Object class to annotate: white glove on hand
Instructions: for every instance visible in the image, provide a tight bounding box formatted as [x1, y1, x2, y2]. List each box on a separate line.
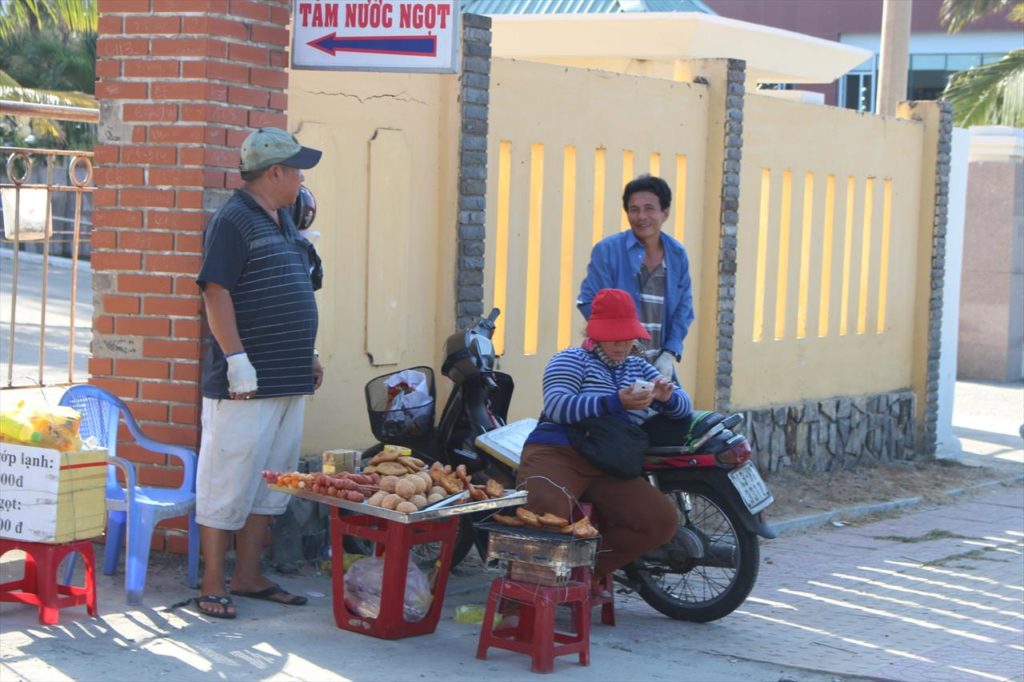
[653, 350, 675, 380]
[226, 352, 258, 395]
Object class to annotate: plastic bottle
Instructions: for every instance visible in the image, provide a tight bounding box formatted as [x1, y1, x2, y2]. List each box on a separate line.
[0, 413, 43, 445]
[342, 552, 366, 572]
[454, 604, 502, 626]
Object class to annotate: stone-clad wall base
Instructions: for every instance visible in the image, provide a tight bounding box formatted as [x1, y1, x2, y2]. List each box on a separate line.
[744, 391, 917, 473]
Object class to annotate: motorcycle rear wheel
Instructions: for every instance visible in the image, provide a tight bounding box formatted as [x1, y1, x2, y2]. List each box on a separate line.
[625, 483, 759, 622]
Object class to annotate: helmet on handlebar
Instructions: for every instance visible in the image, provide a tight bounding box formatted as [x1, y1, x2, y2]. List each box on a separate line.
[291, 185, 317, 232]
[441, 309, 500, 385]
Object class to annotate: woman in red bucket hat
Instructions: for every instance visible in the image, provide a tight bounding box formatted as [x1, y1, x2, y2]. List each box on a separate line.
[513, 288, 694, 582]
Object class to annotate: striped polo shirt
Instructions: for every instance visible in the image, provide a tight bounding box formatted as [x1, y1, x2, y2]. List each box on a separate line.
[198, 189, 318, 399]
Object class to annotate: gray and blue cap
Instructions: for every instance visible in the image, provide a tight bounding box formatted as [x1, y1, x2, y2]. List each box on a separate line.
[240, 127, 322, 172]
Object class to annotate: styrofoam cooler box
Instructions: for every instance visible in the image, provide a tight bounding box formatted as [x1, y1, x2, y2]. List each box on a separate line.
[0, 442, 107, 543]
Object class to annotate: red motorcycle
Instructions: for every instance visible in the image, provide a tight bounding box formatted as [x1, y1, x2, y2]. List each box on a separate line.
[625, 412, 776, 622]
[362, 308, 775, 622]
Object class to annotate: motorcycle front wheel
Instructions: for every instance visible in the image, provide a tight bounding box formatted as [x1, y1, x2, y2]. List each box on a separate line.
[625, 483, 759, 622]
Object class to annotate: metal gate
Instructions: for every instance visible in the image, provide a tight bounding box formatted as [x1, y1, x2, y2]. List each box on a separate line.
[1, 100, 97, 388]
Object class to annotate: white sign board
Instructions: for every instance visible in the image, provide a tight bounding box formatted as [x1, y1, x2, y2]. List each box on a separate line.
[292, 1, 460, 73]
[0, 442, 60, 541]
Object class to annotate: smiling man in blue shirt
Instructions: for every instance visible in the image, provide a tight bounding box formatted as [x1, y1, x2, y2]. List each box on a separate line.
[578, 175, 694, 378]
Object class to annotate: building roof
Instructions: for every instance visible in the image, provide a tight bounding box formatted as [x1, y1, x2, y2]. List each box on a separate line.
[486, 12, 872, 84]
[462, 0, 715, 14]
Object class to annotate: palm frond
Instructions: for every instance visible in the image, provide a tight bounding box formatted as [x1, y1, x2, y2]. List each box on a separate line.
[0, 0, 97, 38]
[39, 0, 96, 33]
[943, 49, 1024, 127]
[940, 0, 1022, 31]
[0, 85, 97, 109]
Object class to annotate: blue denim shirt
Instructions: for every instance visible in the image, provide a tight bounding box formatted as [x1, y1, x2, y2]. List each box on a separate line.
[577, 230, 694, 359]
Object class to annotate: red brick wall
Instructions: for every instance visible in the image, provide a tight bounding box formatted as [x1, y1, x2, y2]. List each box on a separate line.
[91, 0, 291, 553]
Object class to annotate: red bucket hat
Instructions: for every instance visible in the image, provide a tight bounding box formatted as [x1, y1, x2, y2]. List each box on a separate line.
[586, 288, 651, 342]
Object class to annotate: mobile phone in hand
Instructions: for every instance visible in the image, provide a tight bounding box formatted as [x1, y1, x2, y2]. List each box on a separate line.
[632, 379, 654, 394]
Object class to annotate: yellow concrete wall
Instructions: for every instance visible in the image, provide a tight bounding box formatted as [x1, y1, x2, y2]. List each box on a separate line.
[484, 58, 711, 420]
[731, 94, 925, 407]
[287, 57, 936, 450]
[288, 70, 461, 454]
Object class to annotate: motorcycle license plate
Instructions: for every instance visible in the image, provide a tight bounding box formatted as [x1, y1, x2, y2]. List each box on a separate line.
[728, 461, 773, 514]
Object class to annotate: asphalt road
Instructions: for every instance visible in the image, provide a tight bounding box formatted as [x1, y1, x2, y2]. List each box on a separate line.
[0, 248, 91, 389]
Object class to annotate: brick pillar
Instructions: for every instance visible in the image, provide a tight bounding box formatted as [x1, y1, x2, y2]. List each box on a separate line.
[91, 0, 290, 552]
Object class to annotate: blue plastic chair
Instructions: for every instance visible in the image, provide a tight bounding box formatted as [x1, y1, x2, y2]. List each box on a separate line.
[59, 385, 199, 603]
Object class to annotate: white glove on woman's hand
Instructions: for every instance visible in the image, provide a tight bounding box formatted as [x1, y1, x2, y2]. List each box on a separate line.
[653, 350, 675, 380]
[226, 352, 258, 395]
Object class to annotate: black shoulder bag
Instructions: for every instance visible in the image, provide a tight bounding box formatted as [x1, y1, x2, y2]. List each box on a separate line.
[567, 416, 650, 479]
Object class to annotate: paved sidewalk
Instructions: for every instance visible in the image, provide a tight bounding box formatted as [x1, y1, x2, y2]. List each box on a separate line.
[2, 482, 1021, 682]
[694, 481, 1024, 682]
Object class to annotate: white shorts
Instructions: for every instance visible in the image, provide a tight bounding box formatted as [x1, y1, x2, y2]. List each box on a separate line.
[196, 395, 306, 531]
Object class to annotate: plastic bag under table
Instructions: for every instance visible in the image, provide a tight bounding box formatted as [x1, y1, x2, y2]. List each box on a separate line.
[330, 510, 457, 639]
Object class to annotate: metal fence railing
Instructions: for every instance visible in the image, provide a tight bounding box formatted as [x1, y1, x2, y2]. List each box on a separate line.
[1, 100, 97, 388]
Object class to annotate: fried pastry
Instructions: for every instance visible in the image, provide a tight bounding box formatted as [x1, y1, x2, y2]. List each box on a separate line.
[485, 479, 505, 499]
[492, 514, 525, 527]
[515, 507, 541, 527]
[538, 512, 570, 528]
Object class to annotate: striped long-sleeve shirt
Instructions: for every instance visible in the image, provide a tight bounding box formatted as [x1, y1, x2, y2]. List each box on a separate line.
[525, 347, 692, 447]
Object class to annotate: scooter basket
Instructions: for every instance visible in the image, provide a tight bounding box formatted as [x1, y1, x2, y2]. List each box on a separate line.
[365, 366, 436, 442]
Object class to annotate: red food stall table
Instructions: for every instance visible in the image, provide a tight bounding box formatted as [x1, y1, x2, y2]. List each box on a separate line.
[330, 509, 458, 639]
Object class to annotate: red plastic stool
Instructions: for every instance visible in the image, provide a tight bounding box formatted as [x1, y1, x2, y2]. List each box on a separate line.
[476, 577, 591, 674]
[573, 503, 615, 626]
[572, 566, 615, 626]
[0, 538, 98, 625]
[330, 510, 458, 640]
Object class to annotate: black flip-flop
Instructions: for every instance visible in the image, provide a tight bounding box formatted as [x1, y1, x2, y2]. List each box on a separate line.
[230, 583, 307, 606]
[194, 594, 236, 619]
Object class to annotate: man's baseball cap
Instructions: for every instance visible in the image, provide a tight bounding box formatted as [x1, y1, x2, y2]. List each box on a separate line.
[240, 127, 322, 172]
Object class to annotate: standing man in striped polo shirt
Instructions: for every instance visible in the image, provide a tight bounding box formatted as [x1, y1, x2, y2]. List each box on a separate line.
[578, 175, 694, 379]
[193, 128, 324, 619]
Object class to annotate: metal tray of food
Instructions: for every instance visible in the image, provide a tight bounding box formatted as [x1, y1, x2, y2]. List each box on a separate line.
[269, 485, 526, 524]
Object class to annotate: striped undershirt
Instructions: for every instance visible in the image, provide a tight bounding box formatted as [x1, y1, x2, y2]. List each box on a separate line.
[637, 262, 666, 358]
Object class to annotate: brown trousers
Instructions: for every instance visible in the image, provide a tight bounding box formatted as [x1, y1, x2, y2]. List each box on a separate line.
[515, 443, 678, 578]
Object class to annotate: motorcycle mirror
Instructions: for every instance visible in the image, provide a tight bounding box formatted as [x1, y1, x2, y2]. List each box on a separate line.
[721, 413, 744, 430]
